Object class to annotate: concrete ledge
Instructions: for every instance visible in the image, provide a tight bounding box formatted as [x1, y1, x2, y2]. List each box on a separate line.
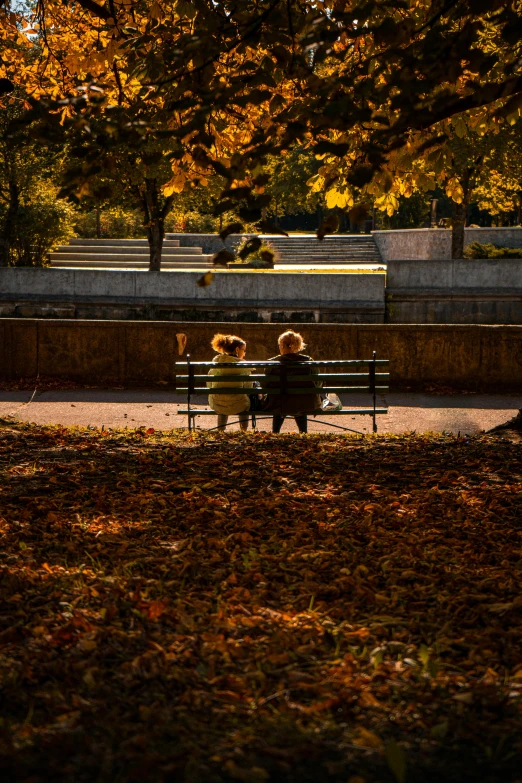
[2, 319, 522, 392]
[0, 267, 383, 303]
[386, 258, 522, 289]
[373, 228, 522, 261]
[386, 259, 522, 323]
[0, 268, 385, 323]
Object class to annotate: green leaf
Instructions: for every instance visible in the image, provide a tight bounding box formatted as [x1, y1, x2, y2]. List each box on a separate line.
[219, 222, 244, 241]
[453, 116, 467, 138]
[418, 644, 430, 667]
[175, 0, 197, 19]
[385, 740, 407, 783]
[238, 237, 261, 260]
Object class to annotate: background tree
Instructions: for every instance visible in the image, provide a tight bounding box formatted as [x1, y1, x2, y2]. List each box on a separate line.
[263, 148, 321, 225]
[0, 99, 75, 266]
[3, 0, 522, 263]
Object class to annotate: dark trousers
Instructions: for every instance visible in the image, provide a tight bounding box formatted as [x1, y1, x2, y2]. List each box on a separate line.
[272, 414, 308, 433]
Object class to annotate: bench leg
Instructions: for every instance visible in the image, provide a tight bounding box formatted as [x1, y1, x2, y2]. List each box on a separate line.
[311, 418, 365, 434]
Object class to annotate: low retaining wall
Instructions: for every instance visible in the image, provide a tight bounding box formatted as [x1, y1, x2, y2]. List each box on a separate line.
[0, 268, 385, 324]
[3, 260, 522, 325]
[3, 319, 522, 391]
[373, 228, 522, 261]
[386, 259, 522, 324]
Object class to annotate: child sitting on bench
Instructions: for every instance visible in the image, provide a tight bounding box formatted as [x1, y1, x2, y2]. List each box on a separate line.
[263, 330, 322, 433]
[207, 333, 252, 431]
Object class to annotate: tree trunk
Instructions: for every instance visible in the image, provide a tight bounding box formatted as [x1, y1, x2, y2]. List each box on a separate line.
[95, 204, 101, 238]
[0, 178, 19, 267]
[451, 163, 483, 259]
[148, 220, 164, 272]
[451, 201, 467, 258]
[143, 178, 164, 272]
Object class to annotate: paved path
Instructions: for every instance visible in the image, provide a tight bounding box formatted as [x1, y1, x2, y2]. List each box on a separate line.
[1, 389, 521, 434]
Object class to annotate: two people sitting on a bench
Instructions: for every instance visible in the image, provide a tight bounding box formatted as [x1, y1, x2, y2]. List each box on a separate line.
[207, 329, 321, 433]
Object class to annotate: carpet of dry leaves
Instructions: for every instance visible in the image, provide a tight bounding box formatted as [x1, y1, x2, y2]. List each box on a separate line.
[1, 423, 521, 783]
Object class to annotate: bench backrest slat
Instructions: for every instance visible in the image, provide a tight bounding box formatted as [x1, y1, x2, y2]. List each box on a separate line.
[175, 360, 389, 369]
[176, 386, 388, 395]
[180, 372, 389, 384]
[177, 358, 388, 402]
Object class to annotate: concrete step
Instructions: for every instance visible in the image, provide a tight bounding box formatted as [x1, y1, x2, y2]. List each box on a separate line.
[267, 246, 378, 251]
[266, 242, 375, 251]
[265, 238, 376, 243]
[274, 259, 381, 263]
[265, 237, 377, 242]
[267, 246, 378, 252]
[50, 259, 213, 269]
[264, 236, 382, 264]
[55, 246, 203, 256]
[274, 259, 382, 264]
[50, 252, 205, 262]
[69, 238, 180, 247]
[269, 250, 380, 255]
[270, 256, 381, 264]
[272, 253, 379, 257]
[266, 239, 375, 242]
[268, 248, 379, 253]
[267, 243, 377, 247]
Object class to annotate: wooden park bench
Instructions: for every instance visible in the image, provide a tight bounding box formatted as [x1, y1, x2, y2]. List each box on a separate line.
[176, 352, 389, 434]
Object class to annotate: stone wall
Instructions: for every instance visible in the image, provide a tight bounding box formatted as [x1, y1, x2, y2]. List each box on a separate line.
[3, 319, 522, 391]
[166, 233, 256, 254]
[373, 227, 522, 261]
[386, 259, 522, 323]
[0, 267, 385, 324]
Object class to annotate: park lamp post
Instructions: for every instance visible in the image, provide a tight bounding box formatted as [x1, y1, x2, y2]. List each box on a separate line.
[430, 199, 438, 228]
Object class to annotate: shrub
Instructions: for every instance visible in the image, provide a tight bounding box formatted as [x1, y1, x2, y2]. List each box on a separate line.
[10, 187, 77, 267]
[166, 210, 218, 233]
[464, 241, 522, 259]
[73, 207, 145, 238]
[165, 211, 258, 235]
[233, 238, 279, 266]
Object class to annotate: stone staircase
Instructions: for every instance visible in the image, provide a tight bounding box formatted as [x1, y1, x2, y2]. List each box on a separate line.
[50, 238, 213, 269]
[263, 234, 382, 264]
[49, 235, 382, 269]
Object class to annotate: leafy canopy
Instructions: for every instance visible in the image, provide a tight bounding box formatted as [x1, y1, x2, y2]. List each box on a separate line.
[1, 0, 522, 224]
